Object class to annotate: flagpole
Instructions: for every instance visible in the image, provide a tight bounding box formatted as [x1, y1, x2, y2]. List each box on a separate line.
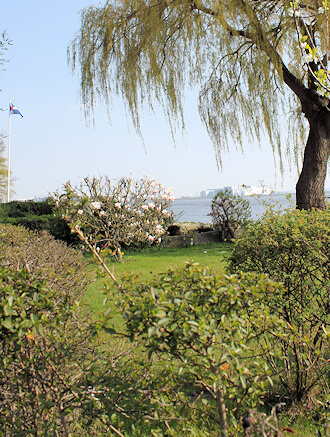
[7, 99, 11, 203]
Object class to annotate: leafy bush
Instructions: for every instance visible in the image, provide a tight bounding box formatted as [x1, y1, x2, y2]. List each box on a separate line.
[209, 189, 251, 241]
[0, 223, 89, 299]
[229, 206, 330, 402]
[0, 227, 175, 436]
[112, 263, 285, 435]
[0, 265, 95, 434]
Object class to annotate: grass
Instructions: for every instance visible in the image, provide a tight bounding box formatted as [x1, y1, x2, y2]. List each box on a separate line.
[83, 242, 232, 316]
[81, 242, 326, 436]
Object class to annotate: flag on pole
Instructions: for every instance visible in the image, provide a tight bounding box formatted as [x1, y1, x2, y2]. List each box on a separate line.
[9, 101, 23, 118]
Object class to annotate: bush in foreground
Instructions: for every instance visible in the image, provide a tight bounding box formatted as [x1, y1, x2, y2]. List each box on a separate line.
[106, 263, 288, 436]
[229, 206, 330, 404]
[0, 230, 181, 436]
[0, 265, 95, 434]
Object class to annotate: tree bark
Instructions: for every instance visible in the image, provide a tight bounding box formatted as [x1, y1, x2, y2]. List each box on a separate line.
[216, 388, 228, 437]
[296, 105, 330, 210]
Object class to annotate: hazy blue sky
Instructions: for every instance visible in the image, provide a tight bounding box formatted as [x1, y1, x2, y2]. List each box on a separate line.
[1, 0, 326, 199]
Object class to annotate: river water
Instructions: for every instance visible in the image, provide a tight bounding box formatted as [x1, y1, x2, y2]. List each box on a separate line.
[170, 193, 297, 223]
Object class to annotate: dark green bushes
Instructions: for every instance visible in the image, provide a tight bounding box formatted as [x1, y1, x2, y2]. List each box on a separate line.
[0, 200, 78, 245]
[229, 206, 330, 403]
[0, 200, 53, 217]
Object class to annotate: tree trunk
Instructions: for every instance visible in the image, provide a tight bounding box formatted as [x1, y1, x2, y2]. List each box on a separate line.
[296, 106, 330, 210]
[216, 388, 228, 437]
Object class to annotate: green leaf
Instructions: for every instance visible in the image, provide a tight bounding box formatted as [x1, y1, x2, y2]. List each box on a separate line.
[150, 287, 157, 299]
[158, 317, 170, 326]
[3, 306, 18, 316]
[240, 375, 247, 389]
[2, 318, 13, 330]
[30, 313, 38, 325]
[187, 320, 199, 327]
[154, 309, 167, 318]
[104, 308, 112, 318]
[148, 326, 156, 337]
[103, 327, 117, 335]
[267, 376, 274, 386]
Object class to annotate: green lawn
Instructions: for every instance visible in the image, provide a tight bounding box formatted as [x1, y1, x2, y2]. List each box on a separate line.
[83, 242, 232, 315]
[81, 242, 325, 436]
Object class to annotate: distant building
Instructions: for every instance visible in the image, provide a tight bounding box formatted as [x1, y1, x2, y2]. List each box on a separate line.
[200, 185, 271, 197]
[199, 189, 222, 197]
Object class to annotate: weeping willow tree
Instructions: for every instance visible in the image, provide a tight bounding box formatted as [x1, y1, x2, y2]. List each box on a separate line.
[69, 0, 330, 209]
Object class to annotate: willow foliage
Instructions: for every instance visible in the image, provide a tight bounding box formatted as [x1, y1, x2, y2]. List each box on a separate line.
[69, 0, 322, 167]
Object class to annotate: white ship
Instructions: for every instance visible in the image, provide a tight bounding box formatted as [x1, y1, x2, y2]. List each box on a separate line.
[225, 185, 271, 196]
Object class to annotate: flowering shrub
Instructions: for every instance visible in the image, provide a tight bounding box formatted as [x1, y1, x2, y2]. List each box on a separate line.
[53, 175, 174, 260]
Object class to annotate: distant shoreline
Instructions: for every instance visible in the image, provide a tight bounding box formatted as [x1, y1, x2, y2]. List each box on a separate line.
[176, 191, 296, 200]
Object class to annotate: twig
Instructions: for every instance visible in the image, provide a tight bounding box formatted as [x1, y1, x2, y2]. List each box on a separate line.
[74, 225, 121, 289]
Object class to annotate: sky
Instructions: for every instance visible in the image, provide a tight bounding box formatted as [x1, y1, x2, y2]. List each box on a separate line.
[1, 0, 327, 200]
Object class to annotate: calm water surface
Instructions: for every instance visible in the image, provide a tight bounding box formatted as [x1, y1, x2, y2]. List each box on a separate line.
[170, 194, 296, 223]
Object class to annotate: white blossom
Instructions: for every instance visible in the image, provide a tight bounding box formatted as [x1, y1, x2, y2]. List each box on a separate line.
[302, 53, 313, 64]
[91, 201, 101, 210]
[78, 209, 84, 215]
[288, 7, 294, 17]
[114, 202, 121, 209]
[316, 87, 327, 97]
